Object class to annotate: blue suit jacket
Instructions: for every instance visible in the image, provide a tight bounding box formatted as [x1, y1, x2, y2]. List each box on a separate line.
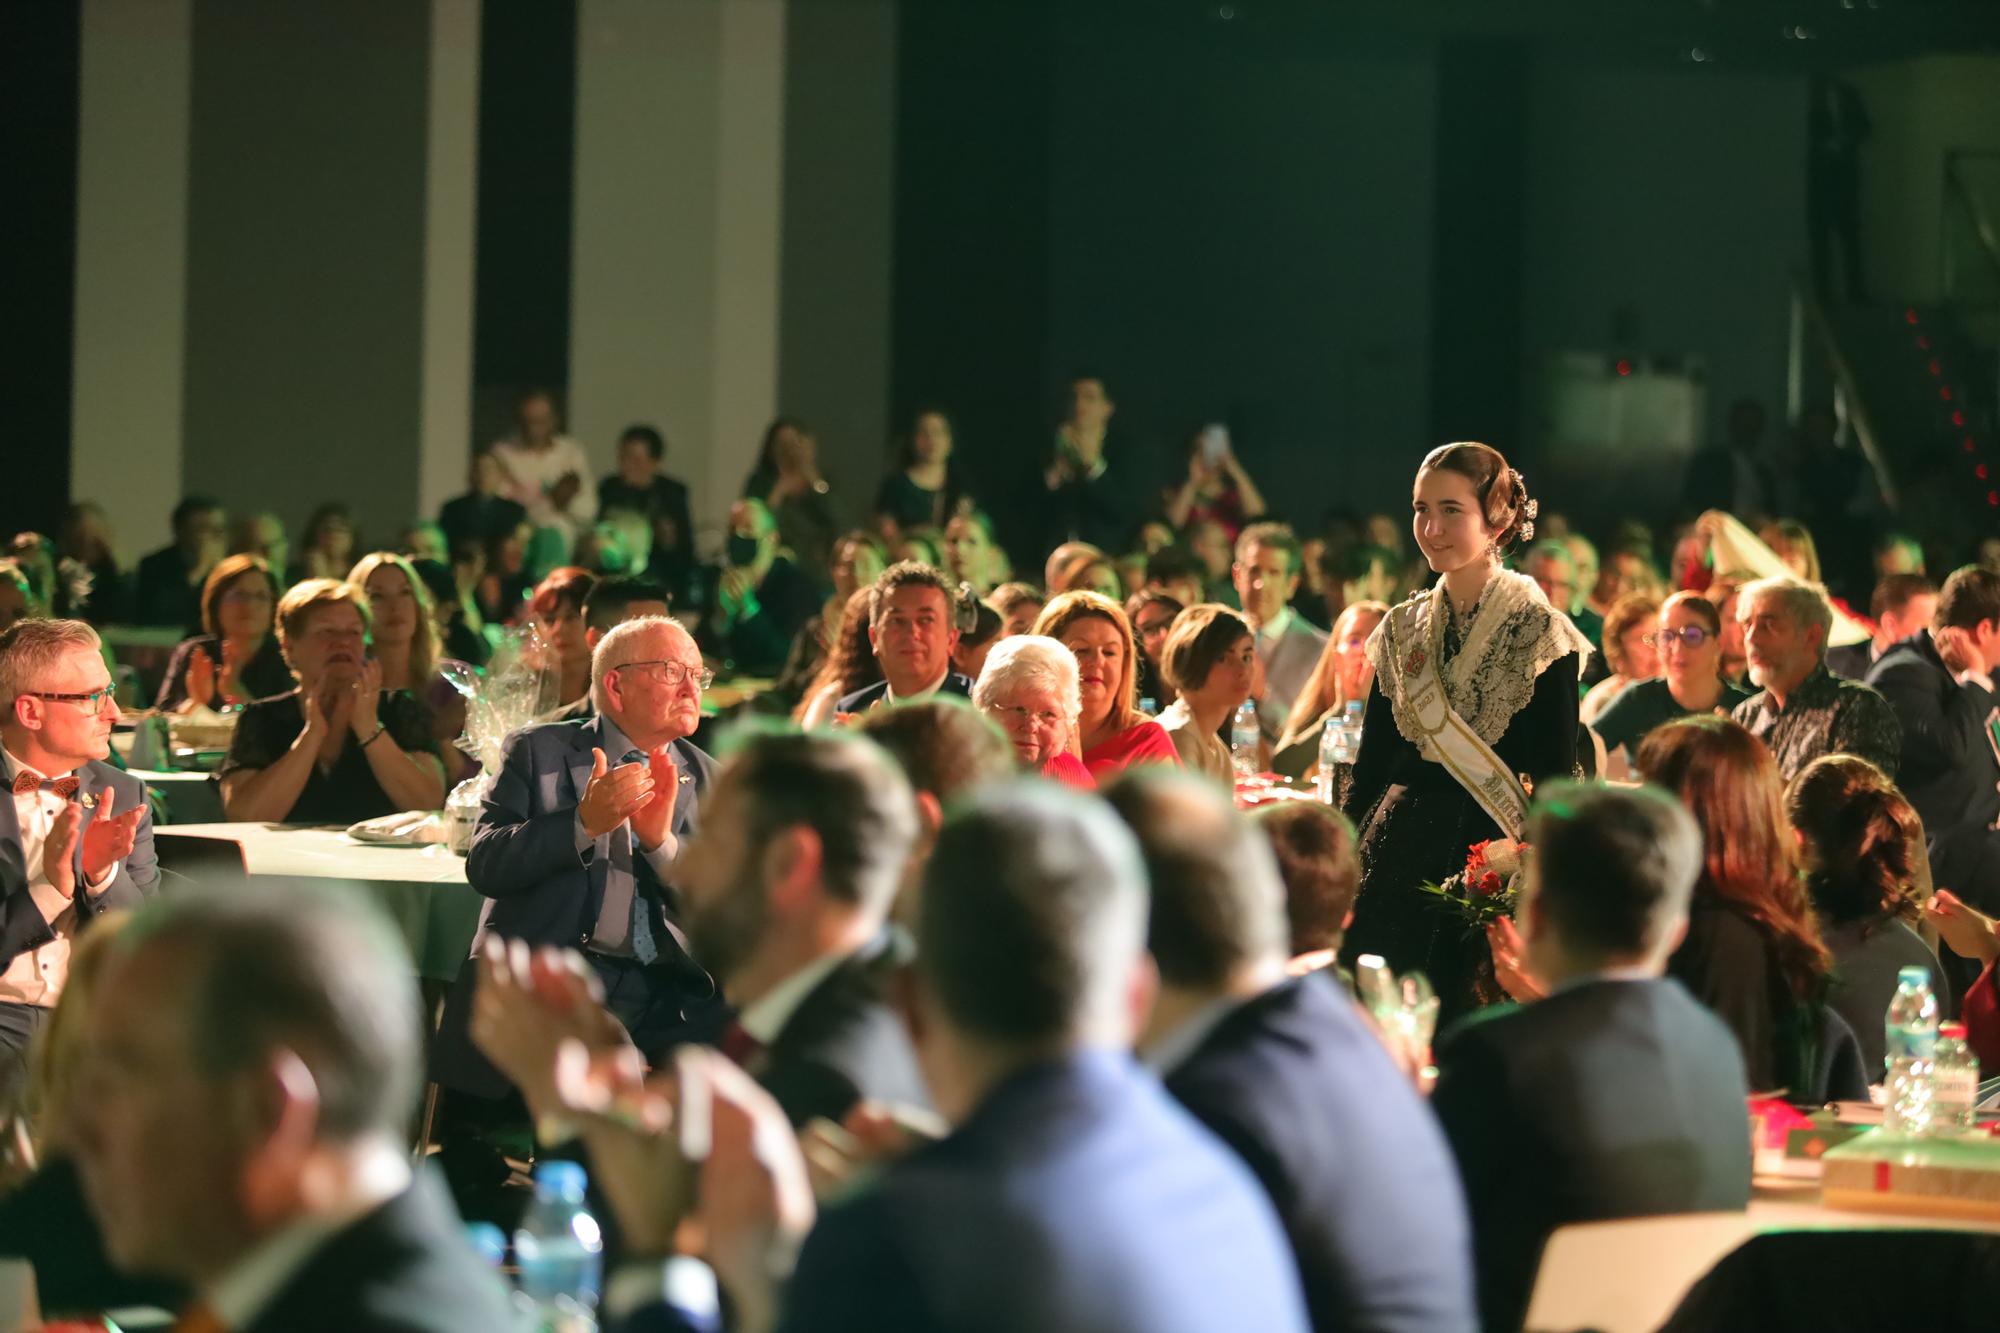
[1164, 974, 1478, 1333]
[776, 1051, 1310, 1333]
[832, 673, 971, 716]
[433, 716, 717, 1096]
[0, 760, 157, 974]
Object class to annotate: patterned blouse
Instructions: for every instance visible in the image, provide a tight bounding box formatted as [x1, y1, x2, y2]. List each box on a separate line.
[1730, 663, 1902, 782]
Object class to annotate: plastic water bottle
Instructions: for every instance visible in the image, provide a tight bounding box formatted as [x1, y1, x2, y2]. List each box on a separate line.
[1230, 699, 1262, 780]
[1317, 718, 1342, 803]
[464, 1221, 507, 1270]
[1933, 1022, 1980, 1133]
[1334, 698, 1365, 763]
[515, 1160, 604, 1331]
[1883, 965, 1940, 1138]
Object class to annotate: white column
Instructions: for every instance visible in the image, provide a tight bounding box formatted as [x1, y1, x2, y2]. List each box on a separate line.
[568, 0, 787, 555]
[71, 0, 192, 564]
[418, 0, 483, 521]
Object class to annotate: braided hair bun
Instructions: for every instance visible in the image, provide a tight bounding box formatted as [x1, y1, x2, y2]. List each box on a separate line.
[1417, 442, 1538, 553]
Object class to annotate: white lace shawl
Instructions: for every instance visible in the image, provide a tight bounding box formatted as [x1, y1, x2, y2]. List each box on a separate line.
[1364, 568, 1594, 753]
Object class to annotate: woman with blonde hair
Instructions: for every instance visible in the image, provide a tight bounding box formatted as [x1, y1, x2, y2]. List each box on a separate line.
[1272, 599, 1389, 781]
[1032, 591, 1179, 779]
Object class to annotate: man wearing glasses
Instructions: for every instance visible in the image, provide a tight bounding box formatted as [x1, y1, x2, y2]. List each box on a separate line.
[0, 618, 156, 1106]
[434, 615, 722, 1101]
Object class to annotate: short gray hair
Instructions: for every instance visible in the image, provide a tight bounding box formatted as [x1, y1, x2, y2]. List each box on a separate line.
[0, 618, 102, 717]
[1739, 575, 1833, 650]
[589, 614, 694, 713]
[972, 634, 1081, 726]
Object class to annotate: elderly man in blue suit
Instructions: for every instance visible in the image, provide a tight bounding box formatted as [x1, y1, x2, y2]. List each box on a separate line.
[0, 619, 157, 1110]
[434, 614, 721, 1098]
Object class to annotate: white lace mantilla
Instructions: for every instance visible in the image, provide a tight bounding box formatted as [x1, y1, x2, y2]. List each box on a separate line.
[1364, 568, 1593, 753]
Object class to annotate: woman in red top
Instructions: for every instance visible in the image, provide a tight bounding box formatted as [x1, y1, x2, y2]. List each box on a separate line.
[1928, 889, 2000, 1071]
[973, 633, 1096, 788]
[1032, 591, 1180, 780]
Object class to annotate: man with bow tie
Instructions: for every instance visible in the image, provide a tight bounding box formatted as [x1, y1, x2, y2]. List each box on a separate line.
[0, 619, 156, 1107]
[433, 615, 721, 1100]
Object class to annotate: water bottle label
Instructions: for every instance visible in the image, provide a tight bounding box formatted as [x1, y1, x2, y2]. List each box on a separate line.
[1934, 1069, 1978, 1110]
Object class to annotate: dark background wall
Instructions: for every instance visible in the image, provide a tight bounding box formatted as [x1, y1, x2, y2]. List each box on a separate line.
[181, 0, 432, 546]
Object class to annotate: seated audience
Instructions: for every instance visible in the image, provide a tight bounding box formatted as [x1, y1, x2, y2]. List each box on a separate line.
[1111, 772, 1477, 1333]
[1143, 544, 1208, 609]
[219, 580, 445, 824]
[439, 449, 529, 554]
[133, 496, 226, 631]
[774, 531, 886, 712]
[795, 588, 882, 728]
[153, 554, 292, 713]
[538, 575, 673, 725]
[435, 615, 720, 1099]
[1032, 590, 1180, 778]
[1235, 522, 1328, 744]
[54, 502, 126, 624]
[1433, 783, 1752, 1333]
[348, 551, 468, 776]
[700, 498, 826, 679]
[1787, 755, 1944, 1073]
[1523, 539, 1590, 645]
[745, 418, 840, 585]
[1866, 566, 2000, 917]
[1591, 593, 1752, 779]
[291, 501, 357, 585]
[1273, 600, 1389, 782]
[490, 388, 598, 557]
[1163, 424, 1267, 540]
[834, 563, 971, 714]
[529, 565, 597, 711]
[875, 409, 970, 538]
[71, 885, 517, 1331]
[1929, 889, 2000, 1070]
[1045, 543, 1102, 596]
[598, 423, 695, 605]
[1126, 588, 1184, 711]
[1828, 572, 1936, 680]
[987, 580, 1045, 638]
[0, 619, 156, 1109]
[1341, 541, 1405, 610]
[950, 598, 1004, 682]
[476, 520, 534, 626]
[1253, 801, 1361, 976]
[1760, 517, 1822, 583]
[1635, 716, 1851, 1096]
[892, 528, 946, 569]
[1156, 604, 1257, 786]
[1186, 518, 1236, 604]
[1731, 574, 1901, 781]
[1579, 591, 1662, 723]
[973, 634, 1094, 787]
[682, 781, 1310, 1330]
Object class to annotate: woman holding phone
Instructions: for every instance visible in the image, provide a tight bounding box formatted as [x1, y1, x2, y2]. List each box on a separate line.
[1164, 424, 1268, 540]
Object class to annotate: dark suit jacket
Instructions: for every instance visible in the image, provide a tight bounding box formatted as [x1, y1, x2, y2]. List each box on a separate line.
[777, 1051, 1309, 1333]
[432, 716, 717, 1096]
[751, 935, 930, 1128]
[1163, 975, 1477, 1333]
[1431, 977, 1753, 1333]
[0, 759, 157, 976]
[833, 672, 972, 716]
[1824, 640, 1874, 682]
[238, 1171, 518, 1333]
[1867, 630, 2000, 835]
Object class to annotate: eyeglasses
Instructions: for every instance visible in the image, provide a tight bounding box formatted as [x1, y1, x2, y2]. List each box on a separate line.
[27, 686, 117, 716]
[1643, 626, 1713, 650]
[990, 704, 1065, 730]
[614, 659, 714, 690]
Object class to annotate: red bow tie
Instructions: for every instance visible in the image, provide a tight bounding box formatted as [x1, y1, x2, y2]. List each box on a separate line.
[12, 770, 80, 800]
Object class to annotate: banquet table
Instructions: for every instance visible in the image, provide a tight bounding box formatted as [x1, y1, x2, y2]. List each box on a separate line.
[130, 767, 224, 825]
[153, 823, 482, 981]
[1523, 1184, 2000, 1333]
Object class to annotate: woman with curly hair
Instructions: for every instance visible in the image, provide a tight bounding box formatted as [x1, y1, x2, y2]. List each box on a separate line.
[796, 587, 882, 728]
[1636, 715, 1857, 1096]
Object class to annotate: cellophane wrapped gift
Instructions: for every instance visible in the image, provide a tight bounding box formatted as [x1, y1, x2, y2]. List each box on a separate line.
[441, 624, 559, 854]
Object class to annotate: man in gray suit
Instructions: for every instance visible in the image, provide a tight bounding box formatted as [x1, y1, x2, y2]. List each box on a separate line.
[0, 618, 157, 1108]
[433, 614, 720, 1098]
[1235, 522, 1328, 743]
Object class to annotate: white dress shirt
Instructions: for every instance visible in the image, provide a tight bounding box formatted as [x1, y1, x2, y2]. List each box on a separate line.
[489, 435, 599, 541]
[0, 749, 116, 1009]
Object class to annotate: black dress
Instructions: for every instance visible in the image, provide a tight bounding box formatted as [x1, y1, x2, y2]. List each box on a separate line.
[219, 688, 439, 824]
[1341, 598, 1580, 1015]
[154, 634, 295, 711]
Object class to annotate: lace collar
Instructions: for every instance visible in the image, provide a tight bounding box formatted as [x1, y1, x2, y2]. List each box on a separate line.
[1365, 567, 1593, 750]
